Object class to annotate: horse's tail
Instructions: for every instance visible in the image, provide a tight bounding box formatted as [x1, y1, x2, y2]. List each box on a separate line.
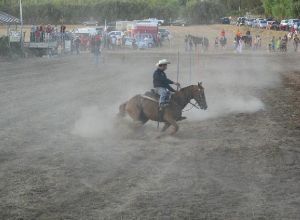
[118, 102, 127, 117]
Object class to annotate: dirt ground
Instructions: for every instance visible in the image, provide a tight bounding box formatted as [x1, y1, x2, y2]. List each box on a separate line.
[0, 25, 300, 220]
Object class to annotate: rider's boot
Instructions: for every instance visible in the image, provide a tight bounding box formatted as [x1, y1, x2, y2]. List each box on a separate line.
[158, 103, 168, 121]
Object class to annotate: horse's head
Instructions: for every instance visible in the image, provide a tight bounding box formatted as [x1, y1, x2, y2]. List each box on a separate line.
[190, 82, 208, 110]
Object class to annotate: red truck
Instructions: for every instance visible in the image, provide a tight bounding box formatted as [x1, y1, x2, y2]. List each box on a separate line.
[131, 21, 159, 41]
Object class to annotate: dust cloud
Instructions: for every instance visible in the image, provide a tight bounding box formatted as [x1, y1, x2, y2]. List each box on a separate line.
[179, 54, 281, 121]
[72, 53, 281, 138]
[72, 105, 114, 138]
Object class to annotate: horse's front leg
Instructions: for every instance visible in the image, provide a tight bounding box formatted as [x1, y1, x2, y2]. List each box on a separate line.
[164, 115, 179, 135]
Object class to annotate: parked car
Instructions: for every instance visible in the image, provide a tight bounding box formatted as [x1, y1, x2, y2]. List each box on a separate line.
[143, 18, 164, 25]
[251, 18, 264, 28]
[258, 20, 267, 28]
[135, 34, 154, 49]
[220, 17, 230, 24]
[170, 19, 189, 26]
[82, 20, 98, 26]
[269, 21, 280, 30]
[124, 37, 137, 49]
[251, 19, 258, 28]
[280, 19, 289, 31]
[74, 27, 98, 36]
[295, 21, 300, 31]
[288, 19, 300, 28]
[246, 18, 255, 27]
[108, 31, 124, 37]
[236, 17, 246, 26]
[158, 28, 170, 40]
[94, 27, 104, 35]
[267, 21, 274, 29]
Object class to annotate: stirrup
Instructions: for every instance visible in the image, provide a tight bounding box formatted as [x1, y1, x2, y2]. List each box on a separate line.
[159, 104, 168, 111]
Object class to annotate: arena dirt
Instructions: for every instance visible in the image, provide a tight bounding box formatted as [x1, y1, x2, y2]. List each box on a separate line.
[0, 27, 300, 219]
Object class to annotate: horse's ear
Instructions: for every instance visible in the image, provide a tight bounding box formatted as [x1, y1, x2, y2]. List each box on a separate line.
[198, 82, 202, 87]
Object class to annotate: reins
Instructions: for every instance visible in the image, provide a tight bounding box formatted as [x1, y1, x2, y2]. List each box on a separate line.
[182, 101, 200, 112]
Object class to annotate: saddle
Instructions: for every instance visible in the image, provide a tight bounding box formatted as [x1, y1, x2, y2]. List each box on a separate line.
[143, 89, 160, 101]
[143, 89, 173, 103]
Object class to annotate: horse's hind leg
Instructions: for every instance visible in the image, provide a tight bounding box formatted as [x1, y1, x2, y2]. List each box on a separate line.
[161, 122, 170, 132]
[126, 103, 148, 129]
[155, 122, 170, 139]
[118, 102, 127, 117]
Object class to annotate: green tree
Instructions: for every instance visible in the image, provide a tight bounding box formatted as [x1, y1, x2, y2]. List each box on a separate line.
[186, 0, 225, 24]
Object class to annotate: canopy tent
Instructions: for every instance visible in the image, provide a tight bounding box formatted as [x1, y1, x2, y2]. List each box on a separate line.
[0, 11, 20, 25]
[0, 11, 21, 45]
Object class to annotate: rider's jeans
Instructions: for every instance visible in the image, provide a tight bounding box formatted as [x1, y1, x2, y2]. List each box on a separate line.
[155, 87, 170, 106]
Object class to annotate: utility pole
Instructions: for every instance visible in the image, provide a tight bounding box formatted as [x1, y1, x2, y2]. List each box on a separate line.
[19, 0, 24, 51]
[176, 50, 180, 91]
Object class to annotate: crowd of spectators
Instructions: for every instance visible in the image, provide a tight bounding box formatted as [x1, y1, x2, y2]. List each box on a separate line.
[30, 25, 67, 42]
[269, 34, 299, 52]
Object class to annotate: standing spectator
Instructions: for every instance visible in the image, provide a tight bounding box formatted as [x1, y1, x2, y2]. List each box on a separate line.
[111, 36, 116, 50]
[104, 33, 109, 49]
[235, 29, 241, 40]
[39, 25, 44, 42]
[116, 36, 122, 49]
[122, 35, 126, 47]
[293, 34, 299, 52]
[220, 29, 225, 37]
[184, 35, 188, 51]
[45, 24, 52, 42]
[281, 36, 288, 52]
[157, 33, 162, 47]
[214, 37, 219, 49]
[30, 25, 36, 42]
[271, 36, 276, 52]
[35, 28, 41, 42]
[94, 34, 101, 65]
[90, 36, 95, 53]
[236, 38, 243, 53]
[188, 37, 193, 51]
[257, 35, 262, 49]
[276, 37, 281, 51]
[234, 30, 241, 49]
[253, 35, 257, 50]
[60, 25, 66, 33]
[74, 36, 81, 55]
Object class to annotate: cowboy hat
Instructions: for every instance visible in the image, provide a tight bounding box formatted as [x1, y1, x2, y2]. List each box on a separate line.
[156, 59, 171, 66]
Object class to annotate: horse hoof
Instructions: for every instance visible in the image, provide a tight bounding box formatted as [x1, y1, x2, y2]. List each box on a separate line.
[178, 117, 187, 121]
[155, 133, 167, 139]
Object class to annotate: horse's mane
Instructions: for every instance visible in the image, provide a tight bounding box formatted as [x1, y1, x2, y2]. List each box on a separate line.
[179, 85, 194, 92]
[175, 85, 194, 97]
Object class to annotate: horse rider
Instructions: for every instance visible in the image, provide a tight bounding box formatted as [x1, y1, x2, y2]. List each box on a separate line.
[153, 59, 180, 110]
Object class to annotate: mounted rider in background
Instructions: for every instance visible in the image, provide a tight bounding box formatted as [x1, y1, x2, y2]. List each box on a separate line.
[153, 59, 180, 110]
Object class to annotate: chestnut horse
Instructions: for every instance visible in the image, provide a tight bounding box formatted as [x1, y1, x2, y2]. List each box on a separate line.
[118, 83, 207, 135]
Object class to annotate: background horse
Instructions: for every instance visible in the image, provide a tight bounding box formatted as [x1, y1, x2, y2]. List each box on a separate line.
[118, 83, 207, 135]
[188, 35, 209, 51]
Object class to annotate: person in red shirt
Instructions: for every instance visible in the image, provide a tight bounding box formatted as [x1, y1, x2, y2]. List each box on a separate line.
[35, 29, 40, 42]
[221, 29, 225, 37]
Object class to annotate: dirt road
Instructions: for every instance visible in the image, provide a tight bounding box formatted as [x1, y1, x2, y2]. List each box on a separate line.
[1, 27, 300, 219]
